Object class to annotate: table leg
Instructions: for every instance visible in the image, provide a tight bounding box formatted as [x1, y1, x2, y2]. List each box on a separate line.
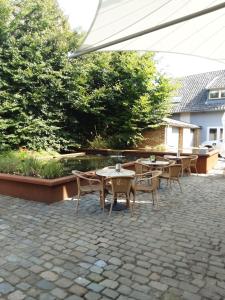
[100, 177, 105, 209]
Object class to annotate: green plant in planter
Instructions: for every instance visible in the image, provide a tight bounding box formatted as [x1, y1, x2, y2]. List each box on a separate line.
[19, 157, 42, 177]
[0, 152, 21, 174]
[0, 151, 65, 179]
[39, 160, 64, 179]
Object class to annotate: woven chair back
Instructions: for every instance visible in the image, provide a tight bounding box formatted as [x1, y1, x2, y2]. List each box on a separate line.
[150, 170, 162, 190]
[190, 155, 198, 167]
[181, 157, 191, 169]
[134, 162, 149, 174]
[169, 164, 182, 178]
[110, 176, 134, 194]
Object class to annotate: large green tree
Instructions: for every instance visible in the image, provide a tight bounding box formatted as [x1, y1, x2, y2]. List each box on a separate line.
[0, 0, 79, 150]
[68, 52, 173, 148]
[0, 0, 174, 151]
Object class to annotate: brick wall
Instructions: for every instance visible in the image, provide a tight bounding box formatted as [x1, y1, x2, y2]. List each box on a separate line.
[138, 127, 165, 148]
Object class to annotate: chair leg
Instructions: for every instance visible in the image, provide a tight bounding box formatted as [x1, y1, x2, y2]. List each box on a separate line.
[195, 167, 198, 176]
[100, 191, 104, 213]
[177, 179, 182, 192]
[127, 193, 133, 217]
[109, 192, 115, 216]
[76, 192, 80, 213]
[155, 190, 159, 209]
[169, 179, 172, 189]
[151, 191, 154, 206]
[131, 190, 136, 213]
[188, 167, 191, 176]
[109, 199, 113, 216]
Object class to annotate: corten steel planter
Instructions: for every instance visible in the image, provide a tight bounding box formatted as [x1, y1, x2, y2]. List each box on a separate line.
[0, 173, 77, 204]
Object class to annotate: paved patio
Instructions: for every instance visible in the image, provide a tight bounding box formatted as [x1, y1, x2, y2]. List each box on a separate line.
[0, 161, 225, 300]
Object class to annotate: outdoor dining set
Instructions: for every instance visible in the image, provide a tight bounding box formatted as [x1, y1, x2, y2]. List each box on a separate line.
[72, 154, 198, 216]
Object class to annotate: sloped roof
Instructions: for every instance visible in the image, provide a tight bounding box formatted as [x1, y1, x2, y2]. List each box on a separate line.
[172, 69, 225, 113]
[163, 118, 199, 129]
[206, 75, 225, 89]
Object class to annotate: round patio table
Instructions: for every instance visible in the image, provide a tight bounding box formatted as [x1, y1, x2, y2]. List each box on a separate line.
[96, 167, 135, 210]
[138, 159, 169, 168]
[164, 155, 190, 161]
[96, 167, 135, 178]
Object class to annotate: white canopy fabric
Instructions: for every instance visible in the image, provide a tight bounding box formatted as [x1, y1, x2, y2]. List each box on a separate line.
[75, 0, 225, 63]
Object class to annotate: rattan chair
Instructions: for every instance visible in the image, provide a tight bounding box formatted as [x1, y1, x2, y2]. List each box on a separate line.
[107, 176, 134, 216]
[133, 170, 162, 209]
[159, 164, 182, 192]
[72, 170, 103, 213]
[134, 162, 151, 175]
[190, 154, 198, 175]
[180, 157, 192, 176]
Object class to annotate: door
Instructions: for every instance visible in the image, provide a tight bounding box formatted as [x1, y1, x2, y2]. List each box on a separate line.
[166, 127, 179, 150]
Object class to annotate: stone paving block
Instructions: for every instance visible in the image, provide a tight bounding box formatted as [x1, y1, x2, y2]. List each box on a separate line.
[69, 283, 87, 296]
[100, 279, 119, 289]
[117, 284, 132, 295]
[131, 274, 149, 284]
[51, 287, 68, 299]
[40, 271, 58, 282]
[5, 274, 21, 285]
[65, 296, 83, 300]
[150, 280, 168, 292]
[39, 293, 56, 300]
[36, 279, 55, 290]
[87, 272, 104, 283]
[183, 291, 201, 300]
[179, 281, 199, 293]
[84, 291, 101, 300]
[74, 276, 90, 286]
[130, 290, 154, 300]
[55, 278, 73, 288]
[16, 282, 31, 291]
[0, 282, 14, 294]
[87, 282, 104, 293]
[102, 287, 119, 299]
[108, 257, 122, 266]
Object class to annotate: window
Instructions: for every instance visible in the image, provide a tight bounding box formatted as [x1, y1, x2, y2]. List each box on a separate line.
[208, 89, 225, 99]
[209, 90, 219, 99]
[209, 128, 217, 140]
[220, 128, 223, 140]
[221, 90, 225, 98]
[207, 127, 223, 141]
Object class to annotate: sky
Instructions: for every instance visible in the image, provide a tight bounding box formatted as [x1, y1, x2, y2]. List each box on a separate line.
[57, 0, 225, 77]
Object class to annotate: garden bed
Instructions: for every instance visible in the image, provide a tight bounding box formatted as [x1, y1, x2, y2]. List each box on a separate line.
[0, 173, 76, 204]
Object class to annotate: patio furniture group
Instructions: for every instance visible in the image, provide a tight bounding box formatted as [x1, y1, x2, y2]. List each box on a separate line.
[72, 153, 198, 214]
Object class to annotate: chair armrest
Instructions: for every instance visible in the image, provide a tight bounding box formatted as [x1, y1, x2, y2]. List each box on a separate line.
[72, 170, 101, 184]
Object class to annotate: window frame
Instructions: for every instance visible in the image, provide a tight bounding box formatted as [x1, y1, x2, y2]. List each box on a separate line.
[207, 127, 223, 141]
[208, 89, 225, 100]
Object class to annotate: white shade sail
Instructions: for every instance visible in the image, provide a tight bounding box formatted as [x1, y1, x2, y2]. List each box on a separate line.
[75, 0, 225, 64]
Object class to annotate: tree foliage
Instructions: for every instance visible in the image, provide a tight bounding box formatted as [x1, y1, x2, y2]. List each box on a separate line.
[0, 0, 79, 150]
[0, 0, 174, 151]
[69, 52, 173, 148]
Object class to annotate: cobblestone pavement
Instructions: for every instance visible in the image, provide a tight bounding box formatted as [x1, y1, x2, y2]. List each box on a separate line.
[0, 162, 225, 299]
